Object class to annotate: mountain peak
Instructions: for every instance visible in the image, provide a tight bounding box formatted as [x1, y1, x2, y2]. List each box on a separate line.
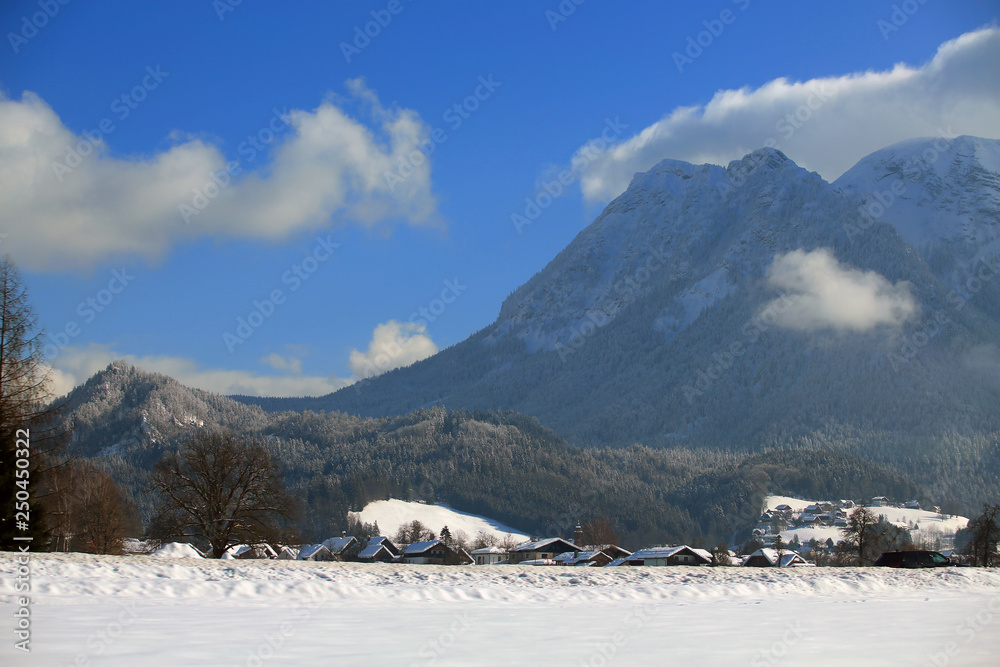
[834, 134, 1000, 292]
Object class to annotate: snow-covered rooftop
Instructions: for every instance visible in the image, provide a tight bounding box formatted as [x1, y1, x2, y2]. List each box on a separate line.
[403, 540, 441, 555]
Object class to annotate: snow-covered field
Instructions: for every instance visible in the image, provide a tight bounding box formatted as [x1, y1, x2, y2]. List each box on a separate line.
[349, 499, 529, 542]
[3, 553, 1000, 666]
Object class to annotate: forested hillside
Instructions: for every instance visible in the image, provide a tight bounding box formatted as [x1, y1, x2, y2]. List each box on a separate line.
[58, 363, 921, 549]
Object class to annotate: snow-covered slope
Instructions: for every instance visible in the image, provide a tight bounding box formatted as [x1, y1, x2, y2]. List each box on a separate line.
[350, 499, 528, 542]
[835, 135, 1000, 297]
[764, 495, 969, 548]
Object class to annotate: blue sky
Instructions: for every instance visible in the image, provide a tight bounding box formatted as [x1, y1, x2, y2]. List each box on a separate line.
[1, 0, 998, 396]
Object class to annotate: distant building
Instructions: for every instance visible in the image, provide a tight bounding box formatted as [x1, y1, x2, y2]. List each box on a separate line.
[401, 540, 473, 565]
[297, 544, 334, 561]
[623, 545, 712, 567]
[553, 550, 613, 567]
[471, 546, 505, 565]
[322, 535, 359, 560]
[509, 538, 581, 564]
[276, 546, 299, 560]
[742, 548, 809, 567]
[358, 537, 401, 563]
[871, 496, 890, 507]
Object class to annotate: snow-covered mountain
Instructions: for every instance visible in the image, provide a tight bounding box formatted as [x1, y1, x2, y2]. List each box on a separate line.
[835, 135, 1000, 301]
[239, 137, 1000, 510]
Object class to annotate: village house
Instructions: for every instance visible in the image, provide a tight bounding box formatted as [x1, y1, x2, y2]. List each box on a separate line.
[598, 544, 633, 561]
[470, 545, 505, 565]
[222, 544, 277, 560]
[509, 538, 581, 565]
[742, 548, 809, 567]
[276, 546, 299, 560]
[553, 550, 613, 567]
[401, 540, 473, 565]
[622, 545, 712, 567]
[322, 534, 359, 560]
[358, 536, 401, 563]
[297, 544, 334, 561]
[871, 496, 890, 507]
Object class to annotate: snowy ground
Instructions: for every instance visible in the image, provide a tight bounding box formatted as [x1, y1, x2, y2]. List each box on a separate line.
[349, 499, 529, 542]
[3, 553, 1000, 666]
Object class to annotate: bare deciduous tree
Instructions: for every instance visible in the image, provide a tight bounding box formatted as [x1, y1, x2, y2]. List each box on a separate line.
[150, 431, 296, 558]
[0, 255, 64, 550]
[581, 517, 619, 548]
[964, 504, 1000, 567]
[71, 465, 139, 554]
[841, 506, 879, 566]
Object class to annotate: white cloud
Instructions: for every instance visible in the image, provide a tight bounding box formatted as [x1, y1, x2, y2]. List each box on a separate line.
[260, 353, 303, 374]
[46, 319, 442, 397]
[764, 248, 918, 332]
[47, 344, 351, 398]
[348, 320, 438, 379]
[576, 26, 1000, 203]
[0, 79, 438, 271]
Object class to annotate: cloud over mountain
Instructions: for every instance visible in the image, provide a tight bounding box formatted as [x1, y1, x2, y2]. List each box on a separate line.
[764, 248, 918, 332]
[576, 26, 1000, 203]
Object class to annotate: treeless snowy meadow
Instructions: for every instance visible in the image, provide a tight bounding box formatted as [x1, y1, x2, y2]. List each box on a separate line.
[2, 553, 999, 666]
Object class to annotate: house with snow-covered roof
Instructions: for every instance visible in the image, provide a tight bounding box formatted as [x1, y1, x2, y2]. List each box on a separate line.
[276, 546, 299, 560]
[553, 550, 613, 567]
[223, 543, 277, 560]
[322, 535, 359, 560]
[358, 536, 400, 563]
[509, 538, 581, 564]
[623, 545, 712, 567]
[471, 545, 505, 565]
[297, 544, 333, 561]
[401, 540, 473, 565]
[742, 548, 809, 568]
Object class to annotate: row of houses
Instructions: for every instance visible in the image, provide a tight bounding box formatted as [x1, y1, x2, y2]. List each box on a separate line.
[220, 517, 820, 568]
